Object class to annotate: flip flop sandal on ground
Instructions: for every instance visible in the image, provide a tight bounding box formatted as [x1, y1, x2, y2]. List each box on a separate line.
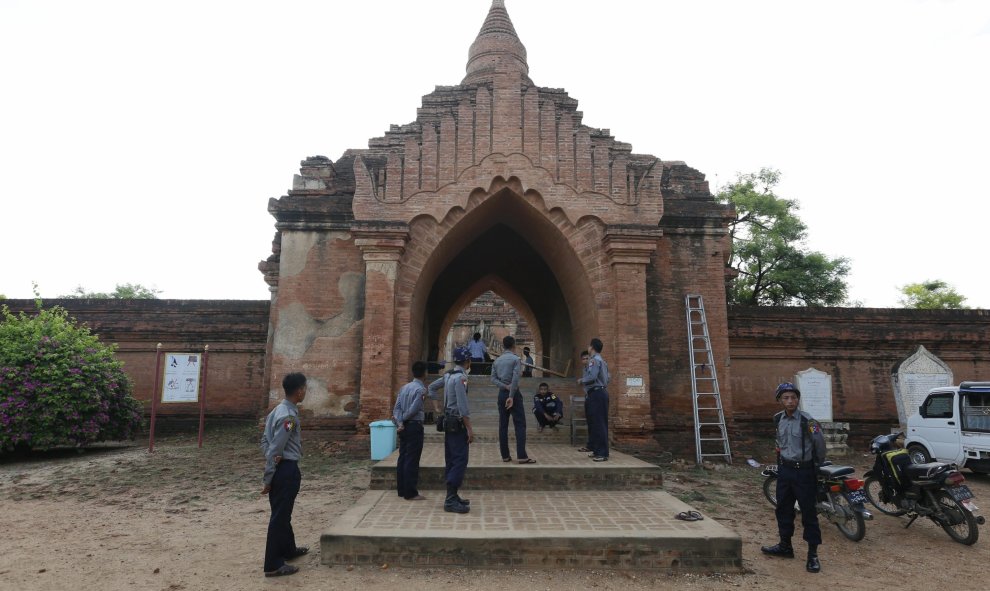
[502, 457, 513, 462]
[674, 511, 704, 521]
[577, 447, 591, 452]
[517, 458, 537, 464]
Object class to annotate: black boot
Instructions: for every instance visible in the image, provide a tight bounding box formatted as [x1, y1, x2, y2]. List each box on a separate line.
[444, 485, 469, 514]
[455, 494, 471, 506]
[760, 540, 794, 558]
[806, 545, 821, 573]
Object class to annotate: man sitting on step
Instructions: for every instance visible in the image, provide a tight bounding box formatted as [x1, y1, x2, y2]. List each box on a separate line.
[533, 382, 563, 431]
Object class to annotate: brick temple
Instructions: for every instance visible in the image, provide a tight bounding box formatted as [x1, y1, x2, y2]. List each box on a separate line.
[8, 1, 988, 453]
[259, 0, 733, 446]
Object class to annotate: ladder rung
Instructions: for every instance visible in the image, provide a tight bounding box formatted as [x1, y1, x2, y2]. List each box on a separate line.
[686, 293, 731, 465]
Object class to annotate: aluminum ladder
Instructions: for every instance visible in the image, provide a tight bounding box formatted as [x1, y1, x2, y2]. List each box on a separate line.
[685, 294, 732, 464]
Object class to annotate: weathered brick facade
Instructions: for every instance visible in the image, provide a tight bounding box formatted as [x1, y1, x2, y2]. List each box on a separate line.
[259, 1, 732, 443]
[4, 299, 988, 451]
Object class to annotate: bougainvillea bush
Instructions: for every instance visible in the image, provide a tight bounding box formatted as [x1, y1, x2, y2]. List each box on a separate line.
[0, 303, 143, 451]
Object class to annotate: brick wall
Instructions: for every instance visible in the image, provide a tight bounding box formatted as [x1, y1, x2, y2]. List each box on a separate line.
[727, 306, 990, 445]
[2, 299, 269, 419]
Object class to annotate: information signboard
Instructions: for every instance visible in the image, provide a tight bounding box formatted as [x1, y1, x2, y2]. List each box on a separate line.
[162, 352, 201, 403]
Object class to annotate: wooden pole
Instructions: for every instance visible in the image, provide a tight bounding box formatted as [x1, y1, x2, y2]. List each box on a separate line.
[198, 345, 209, 448]
[148, 344, 163, 453]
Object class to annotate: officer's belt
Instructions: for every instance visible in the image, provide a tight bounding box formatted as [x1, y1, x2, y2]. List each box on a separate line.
[778, 459, 813, 469]
[403, 420, 422, 425]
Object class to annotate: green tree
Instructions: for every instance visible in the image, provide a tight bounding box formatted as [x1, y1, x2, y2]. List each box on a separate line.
[61, 283, 161, 299]
[716, 168, 851, 306]
[898, 280, 968, 309]
[0, 301, 143, 450]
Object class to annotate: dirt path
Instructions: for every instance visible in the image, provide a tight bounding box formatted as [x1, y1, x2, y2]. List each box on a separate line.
[1, 427, 986, 591]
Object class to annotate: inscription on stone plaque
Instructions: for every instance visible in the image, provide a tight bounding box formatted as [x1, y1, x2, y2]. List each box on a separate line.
[795, 368, 833, 422]
[625, 376, 645, 397]
[891, 345, 953, 428]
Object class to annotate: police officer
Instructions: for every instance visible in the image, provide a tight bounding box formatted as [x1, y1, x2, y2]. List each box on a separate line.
[428, 347, 474, 513]
[491, 335, 534, 463]
[467, 332, 488, 373]
[393, 361, 433, 501]
[578, 338, 610, 462]
[533, 382, 563, 431]
[761, 382, 827, 573]
[260, 372, 309, 577]
[522, 347, 534, 378]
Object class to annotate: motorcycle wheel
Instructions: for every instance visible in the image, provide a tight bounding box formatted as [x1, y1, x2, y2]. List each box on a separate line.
[832, 492, 866, 542]
[763, 474, 778, 507]
[933, 489, 979, 545]
[864, 476, 906, 516]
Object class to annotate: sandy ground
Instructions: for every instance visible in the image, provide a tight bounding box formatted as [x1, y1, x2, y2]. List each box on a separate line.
[1, 426, 987, 591]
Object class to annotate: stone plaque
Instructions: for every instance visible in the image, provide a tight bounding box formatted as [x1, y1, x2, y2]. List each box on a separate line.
[625, 376, 645, 397]
[795, 368, 833, 422]
[891, 345, 953, 428]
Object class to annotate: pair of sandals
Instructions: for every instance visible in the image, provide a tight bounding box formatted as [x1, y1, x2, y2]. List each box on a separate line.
[502, 457, 537, 464]
[674, 510, 704, 522]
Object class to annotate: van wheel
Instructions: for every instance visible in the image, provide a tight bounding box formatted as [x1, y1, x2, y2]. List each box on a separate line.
[908, 444, 932, 464]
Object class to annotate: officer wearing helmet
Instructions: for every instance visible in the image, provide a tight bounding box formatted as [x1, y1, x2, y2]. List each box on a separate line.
[761, 382, 827, 573]
[428, 346, 474, 513]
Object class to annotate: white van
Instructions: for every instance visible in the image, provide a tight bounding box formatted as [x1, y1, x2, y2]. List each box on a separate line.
[905, 381, 990, 474]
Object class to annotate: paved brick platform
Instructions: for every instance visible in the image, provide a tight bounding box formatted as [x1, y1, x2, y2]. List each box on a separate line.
[321, 489, 742, 571]
[370, 443, 663, 490]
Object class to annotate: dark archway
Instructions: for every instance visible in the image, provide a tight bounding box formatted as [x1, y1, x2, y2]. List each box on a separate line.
[424, 224, 573, 373]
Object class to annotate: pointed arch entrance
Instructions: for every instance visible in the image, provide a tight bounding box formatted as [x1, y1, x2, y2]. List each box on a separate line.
[405, 183, 600, 379]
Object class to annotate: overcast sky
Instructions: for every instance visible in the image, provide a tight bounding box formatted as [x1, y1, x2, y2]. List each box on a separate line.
[2, 0, 988, 308]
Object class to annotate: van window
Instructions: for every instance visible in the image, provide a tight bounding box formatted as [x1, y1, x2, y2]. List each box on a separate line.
[962, 392, 990, 432]
[921, 393, 954, 419]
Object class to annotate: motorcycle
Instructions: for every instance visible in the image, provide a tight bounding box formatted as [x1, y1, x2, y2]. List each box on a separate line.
[761, 461, 872, 541]
[864, 432, 985, 545]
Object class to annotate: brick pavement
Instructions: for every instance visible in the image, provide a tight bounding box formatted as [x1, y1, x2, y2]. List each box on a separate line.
[325, 441, 742, 571]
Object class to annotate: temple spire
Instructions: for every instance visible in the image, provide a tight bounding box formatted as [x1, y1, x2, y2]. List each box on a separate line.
[463, 0, 532, 85]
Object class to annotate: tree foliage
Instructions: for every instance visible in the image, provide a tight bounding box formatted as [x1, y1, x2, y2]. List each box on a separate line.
[60, 283, 161, 299]
[716, 168, 851, 306]
[898, 280, 968, 310]
[0, 301, 143, 451]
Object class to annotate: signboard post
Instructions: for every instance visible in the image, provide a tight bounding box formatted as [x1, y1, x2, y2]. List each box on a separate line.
[148, 343, 163, 453]
[198, 345, 209, 448]
[148, 344, 210, 452]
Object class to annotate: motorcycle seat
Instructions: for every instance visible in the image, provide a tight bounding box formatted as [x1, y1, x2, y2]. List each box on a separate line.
[904, 462, 952, 481]
[818, 465, 854, 478]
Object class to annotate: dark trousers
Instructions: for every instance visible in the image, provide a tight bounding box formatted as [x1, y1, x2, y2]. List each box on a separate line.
[534, 410, 561, 427]
[497, 389, 528, 460]
[775, 463, 822, 545]
[444, 429, 469, 488]
[585, 395, 591, 448]
[396, 421, 424, 499]
[587, 387, 609, 458]
[264, 460, 301, 572]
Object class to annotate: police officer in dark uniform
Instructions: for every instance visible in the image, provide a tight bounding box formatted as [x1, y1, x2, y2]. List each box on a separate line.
[260, 372, 309, 577]
[761, 382, 827, 573]
[428, 347, 474, 513]
[577, 338, 610, 461]
[533, 382, 563, 431]
[392, 361, 432, 501]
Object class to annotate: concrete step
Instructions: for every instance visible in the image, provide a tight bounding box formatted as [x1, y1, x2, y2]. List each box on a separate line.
[321, 489, 742, 572]
[371, 443, 660, 491]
